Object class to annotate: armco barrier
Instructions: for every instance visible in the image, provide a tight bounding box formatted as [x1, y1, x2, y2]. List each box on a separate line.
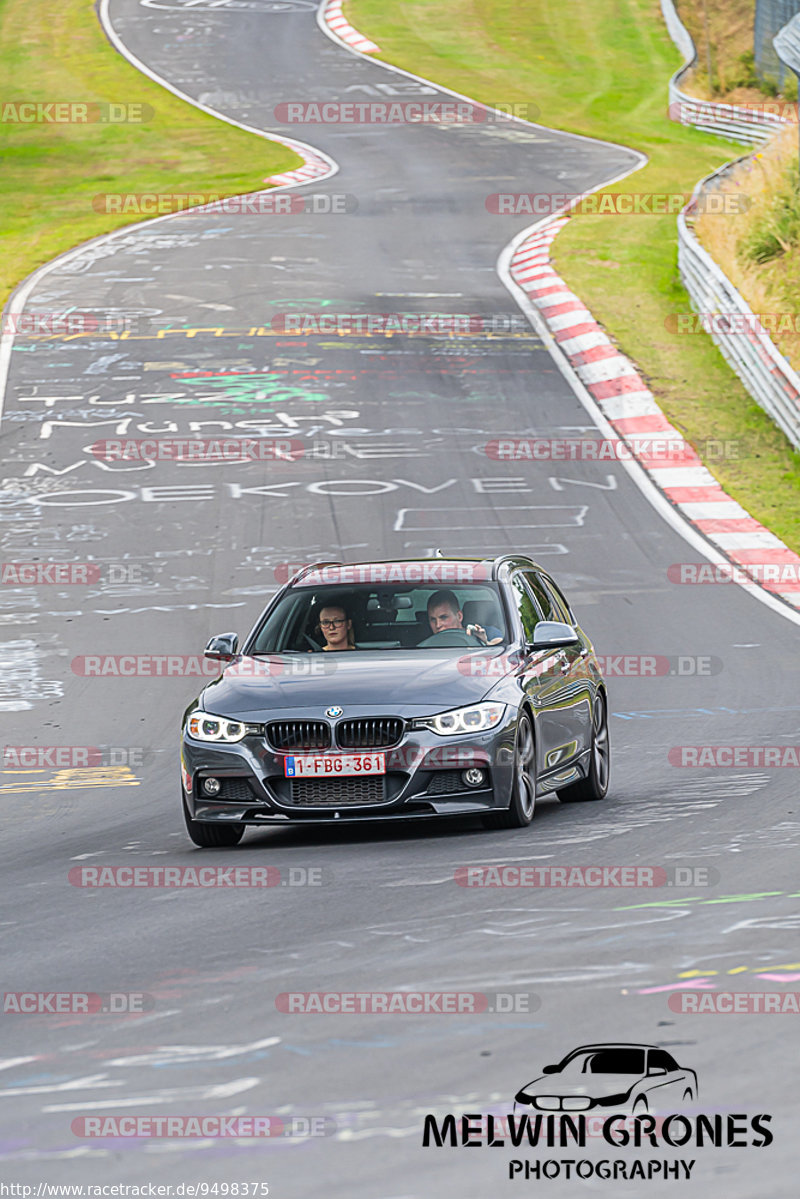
[678, 165, 800, 450]
[661, 1, 800, 449]
[661, 0, 788, 143]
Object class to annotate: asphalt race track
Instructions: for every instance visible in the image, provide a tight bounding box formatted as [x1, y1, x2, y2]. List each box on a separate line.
[1, 1, 799, 1195]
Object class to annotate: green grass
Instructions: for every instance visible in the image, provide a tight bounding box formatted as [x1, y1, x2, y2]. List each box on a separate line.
[0, 0, 301, 308]
[347, 0, 800, 554]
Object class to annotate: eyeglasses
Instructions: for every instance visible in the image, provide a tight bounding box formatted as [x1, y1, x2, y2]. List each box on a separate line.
[319, 618, 346, 629]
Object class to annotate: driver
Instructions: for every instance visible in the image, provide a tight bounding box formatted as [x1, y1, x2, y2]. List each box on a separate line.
[425, 590, 503, 645]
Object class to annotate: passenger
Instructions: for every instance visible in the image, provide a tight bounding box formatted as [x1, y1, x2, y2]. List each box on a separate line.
[425, 590, 503, 645]
[316, 603, 356, 651]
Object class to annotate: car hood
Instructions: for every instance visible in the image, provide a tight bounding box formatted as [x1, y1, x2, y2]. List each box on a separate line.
[198, 648, 515, 719]
[517, 1073, 640, 1101]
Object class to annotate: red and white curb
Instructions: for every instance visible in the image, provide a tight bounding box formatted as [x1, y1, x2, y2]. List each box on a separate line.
[510, 217, 800, 610]
[321, 0, 380, 55]
[263, 135, 335, 187]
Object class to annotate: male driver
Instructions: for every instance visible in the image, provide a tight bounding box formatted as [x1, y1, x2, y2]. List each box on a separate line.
[425, 590, 503, 645]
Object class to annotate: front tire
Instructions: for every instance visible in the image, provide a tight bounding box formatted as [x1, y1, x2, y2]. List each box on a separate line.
[557, 691, 610, 803]
[482, 712, 536, 829]
[182, 792, 245, 847]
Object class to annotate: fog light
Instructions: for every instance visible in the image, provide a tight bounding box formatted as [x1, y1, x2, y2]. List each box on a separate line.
[462, 768, 486, 788]
[203, 777, 222, 796]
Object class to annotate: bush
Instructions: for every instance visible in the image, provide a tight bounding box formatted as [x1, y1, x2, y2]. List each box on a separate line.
[739, 170, 800, 264]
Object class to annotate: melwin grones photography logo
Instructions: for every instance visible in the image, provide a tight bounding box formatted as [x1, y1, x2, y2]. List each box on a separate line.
[420, 1042, 773, 1183]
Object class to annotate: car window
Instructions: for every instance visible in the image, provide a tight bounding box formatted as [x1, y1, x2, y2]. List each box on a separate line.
[248, 582, 508, 652]
[584, 1048, 646, 1074]
[540, 575, 574, 624]
[521, 571, 558, 622]
[510, 574, 542, 641]
[648, 1050, 677, 1072]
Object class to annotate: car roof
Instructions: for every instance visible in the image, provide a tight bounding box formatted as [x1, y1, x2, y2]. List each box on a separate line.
[562, 1043, 661, 1053]
[287, 555, 543, 586]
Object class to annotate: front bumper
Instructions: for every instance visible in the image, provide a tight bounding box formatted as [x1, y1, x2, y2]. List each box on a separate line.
[181, 717, 517, 825]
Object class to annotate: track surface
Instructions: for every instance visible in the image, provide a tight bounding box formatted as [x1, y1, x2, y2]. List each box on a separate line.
[1, 1, 798, 1195]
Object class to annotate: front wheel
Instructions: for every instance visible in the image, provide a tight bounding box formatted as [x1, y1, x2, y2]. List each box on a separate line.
[482, 712, 536, 829]
[557, 691, 610, 803]
[182, 792, 245, 847]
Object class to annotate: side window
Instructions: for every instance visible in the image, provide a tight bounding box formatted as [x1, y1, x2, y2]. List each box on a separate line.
[521, 571, 557, 622]
[510, 574, 544, 640]
[540, 575, 573, 624]
[648, 1049, 676, 1073]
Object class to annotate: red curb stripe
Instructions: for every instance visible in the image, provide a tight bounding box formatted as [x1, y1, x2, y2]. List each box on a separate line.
[587, 375, 651, 399]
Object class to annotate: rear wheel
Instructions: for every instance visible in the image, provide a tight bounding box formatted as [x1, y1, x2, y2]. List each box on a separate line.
[182, 791, 245, 847]
[482, 712, 536, 829]
[557, 691, 610, 803]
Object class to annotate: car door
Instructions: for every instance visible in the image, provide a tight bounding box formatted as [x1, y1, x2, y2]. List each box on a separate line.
[642, 1049, 689, 1107]
[509, 571, 579, 780]
[521, 570, 593, 767]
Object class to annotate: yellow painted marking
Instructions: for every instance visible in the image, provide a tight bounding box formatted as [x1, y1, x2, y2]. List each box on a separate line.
[0, 766, 139, 793]
[677, 969, 718, 978]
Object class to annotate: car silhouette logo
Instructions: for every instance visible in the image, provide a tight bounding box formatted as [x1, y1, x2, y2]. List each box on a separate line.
[325, 705, 344, 718]
[514, 1043, 698, 1115]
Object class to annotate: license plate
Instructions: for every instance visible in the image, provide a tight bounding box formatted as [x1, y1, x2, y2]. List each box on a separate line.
[284, 752, 386, 778]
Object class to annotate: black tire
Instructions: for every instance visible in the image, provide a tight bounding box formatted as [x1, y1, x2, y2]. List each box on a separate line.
[182, 792, 245, 847]
[482, 712, 536, 829]
[557, 690, 610, 803]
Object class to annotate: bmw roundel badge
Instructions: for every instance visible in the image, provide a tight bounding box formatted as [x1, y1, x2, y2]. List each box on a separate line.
[326, 705, 344, 718]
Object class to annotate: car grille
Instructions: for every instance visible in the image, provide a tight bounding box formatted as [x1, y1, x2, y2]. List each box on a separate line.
[266, 720, 331, 751]
[425, 769, 468, 795]
[290, 776, 386, 806]
[336, 717, 404, 749]
[199, 777, 257, 802]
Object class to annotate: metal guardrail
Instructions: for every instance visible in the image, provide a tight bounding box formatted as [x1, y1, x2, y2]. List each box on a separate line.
[678, 166, 800, 451]
[756, 0, 800, 89]
[659, 1, 800, 449]
[661, 0, 787, 143]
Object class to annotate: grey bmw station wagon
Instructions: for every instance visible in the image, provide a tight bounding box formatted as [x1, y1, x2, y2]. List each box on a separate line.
[180, 556, 609, 846]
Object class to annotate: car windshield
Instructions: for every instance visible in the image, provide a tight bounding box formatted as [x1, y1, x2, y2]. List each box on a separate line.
[248, 581, 510, 653]
[562, 1049, 646, 1075]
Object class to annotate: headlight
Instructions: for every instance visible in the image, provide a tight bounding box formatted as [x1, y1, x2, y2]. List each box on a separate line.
[186, 711, 255, 743]
[416, 702, 506, 737]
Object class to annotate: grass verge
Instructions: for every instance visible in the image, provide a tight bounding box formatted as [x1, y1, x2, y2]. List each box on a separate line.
[347, 0, 800, 554]
[0, 0, 301, 309]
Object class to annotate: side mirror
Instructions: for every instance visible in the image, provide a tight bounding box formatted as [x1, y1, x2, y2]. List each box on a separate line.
[530, 621, 579, 650]
[542, 1064, 559, 1075]
[204, 632, 239, 661]
[648, 1066, 667, 1076]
